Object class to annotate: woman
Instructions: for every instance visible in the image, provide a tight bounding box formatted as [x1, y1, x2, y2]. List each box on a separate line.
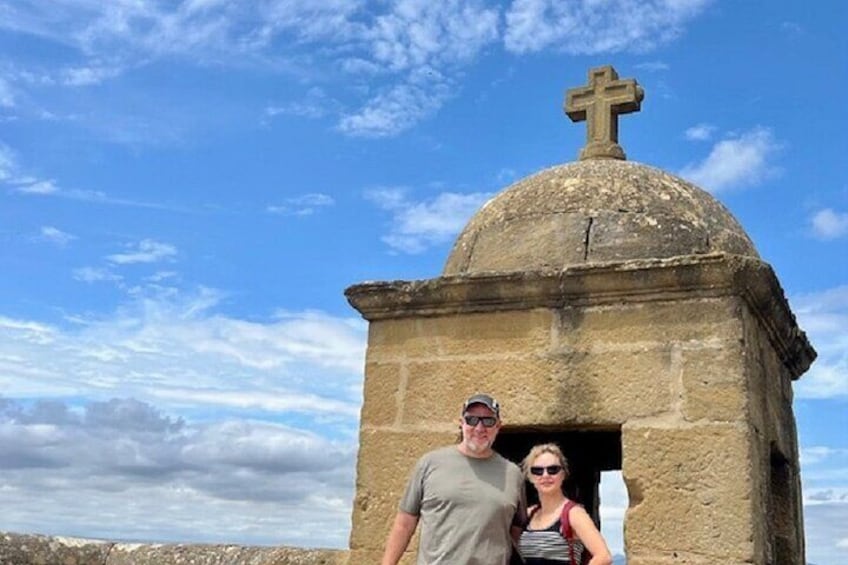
[518, 443, 613, 565]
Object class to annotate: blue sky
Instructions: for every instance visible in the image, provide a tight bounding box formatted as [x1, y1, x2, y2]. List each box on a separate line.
[0, 0, 846, 562]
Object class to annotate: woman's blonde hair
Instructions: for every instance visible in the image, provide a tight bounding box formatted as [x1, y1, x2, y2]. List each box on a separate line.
[521, 442, 570, 480]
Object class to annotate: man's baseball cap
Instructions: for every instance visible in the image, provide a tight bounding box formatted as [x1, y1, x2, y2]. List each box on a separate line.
[462, 393, 500, 418]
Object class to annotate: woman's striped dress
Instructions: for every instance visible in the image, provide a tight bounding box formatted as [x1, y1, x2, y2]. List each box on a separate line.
[518, 516, 585, 565]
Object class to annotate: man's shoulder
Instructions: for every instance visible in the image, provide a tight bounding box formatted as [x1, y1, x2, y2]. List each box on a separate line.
[493, 452, 523, 473]
[425, 445, 462, 460]
[415, 445, 460, 465]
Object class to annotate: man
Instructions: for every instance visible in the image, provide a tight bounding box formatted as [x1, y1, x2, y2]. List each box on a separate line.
[381, 393, 527, 565]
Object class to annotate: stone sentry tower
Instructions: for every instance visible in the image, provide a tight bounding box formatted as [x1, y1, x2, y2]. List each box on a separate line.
[344, 66, 815, 564]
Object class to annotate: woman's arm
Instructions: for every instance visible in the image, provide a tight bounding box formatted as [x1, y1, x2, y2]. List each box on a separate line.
[568, 505, 613, 565]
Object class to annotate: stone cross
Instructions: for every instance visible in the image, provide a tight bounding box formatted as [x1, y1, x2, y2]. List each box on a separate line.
[565, 65, 644, 161]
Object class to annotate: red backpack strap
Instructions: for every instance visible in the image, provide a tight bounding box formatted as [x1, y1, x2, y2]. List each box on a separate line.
[559, 500, 578, 539]
[560, 500, 579, 564]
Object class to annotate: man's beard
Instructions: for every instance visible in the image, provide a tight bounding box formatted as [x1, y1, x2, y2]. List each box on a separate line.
[464, 434, 492, 453]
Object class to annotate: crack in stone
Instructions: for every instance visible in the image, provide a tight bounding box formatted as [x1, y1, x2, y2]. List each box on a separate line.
[583, 216, 594, 261]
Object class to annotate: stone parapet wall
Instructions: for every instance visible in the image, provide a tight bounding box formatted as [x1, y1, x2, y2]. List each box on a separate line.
[0, 532, 346, 565]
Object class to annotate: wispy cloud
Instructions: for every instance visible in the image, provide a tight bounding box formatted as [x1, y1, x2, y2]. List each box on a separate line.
[337, 0, 499, 136]
[106, 239, 178, 265]
[635, 60, 670, 72]
[265, 87, 339, 121]
[0, 142, 19, 180]
[61, 64, 123, 86]
[365, 186, 490, 253]
[2, 146, 185, 210]
[73, 267, 123, 284]
[811, 208, 848, 240]
[793, 286, 848, 399]
[14, 179, 59, 194]
[2, 1, 501, 138]
[267, 193, 335, 216]
[0, 288, 366, 419]
[0, 77, 14, 107]
[679, 127, 781, 192]
[684, 123, 716, 141]
[338, 74, 451, 137]
[1, 1, 714, 138]
[38, 226, 76, 247]
[503, 0, 712, 54]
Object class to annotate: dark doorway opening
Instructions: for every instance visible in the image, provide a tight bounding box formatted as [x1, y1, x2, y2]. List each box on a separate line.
[494, 427, 622, 528]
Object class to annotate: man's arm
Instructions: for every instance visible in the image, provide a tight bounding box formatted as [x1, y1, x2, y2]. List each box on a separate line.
[381, 510, 419, 565]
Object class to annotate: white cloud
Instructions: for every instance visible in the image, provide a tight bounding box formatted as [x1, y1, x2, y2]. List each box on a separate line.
[2, 1, 707, 140]
[366, 187, 491, 253]
[0, 142, 17, 180]
[339, 76, 451, 137]
[2, 1, 500, 138]
[684, 123, 716, 141]
[73, 267, 123, 284]
[635, 60, 670, 72]
[14, 179, 59, 194]
[335, 1, 498, 135]
[811, 208, 848, 240]
[0, 287, 366, 420]
[38, 226, 76, 246]
[106, 239, 178, 264]
[265, 87, 338, 121]
[801, 446, 848, 466]
[61, 65, 122, 86]
[504, 0, 711, 54]
[267, 192, 335, 216]
[0, 77, 14, 107]
[365, 0, 499, 72]
[793, 286, 848, 399]
[678, 127, 781, 192]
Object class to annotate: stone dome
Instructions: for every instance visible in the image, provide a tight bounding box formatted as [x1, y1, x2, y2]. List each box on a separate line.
[444, 159, 758, 275]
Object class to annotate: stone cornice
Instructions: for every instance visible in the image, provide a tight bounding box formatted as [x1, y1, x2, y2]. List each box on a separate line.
[345, 253, 816, 380]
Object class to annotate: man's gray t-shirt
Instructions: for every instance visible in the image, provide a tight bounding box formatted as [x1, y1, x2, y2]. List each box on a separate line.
[400, 445, 526, 565]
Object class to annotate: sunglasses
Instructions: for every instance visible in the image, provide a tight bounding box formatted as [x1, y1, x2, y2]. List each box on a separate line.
[463, 415, 498, 428]
[529, 465, 563, 476]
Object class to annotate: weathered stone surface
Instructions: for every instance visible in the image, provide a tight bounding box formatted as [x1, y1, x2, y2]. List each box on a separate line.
[443, 160, 758, 275]
[343, 548, 413, 565]
[365, 310, 553, 362]
[360, 361, 402, 426]
[681, 344, 747, 422]
[401, 350, 675, 427]
[587, 210, 710, 262]
[622, 423, 756, 561]
[0, 533, 112, 565]
[556, 297, 743, 347]
[347, 255, 814, 379]
[107, 544, 343, 565]
[0, 533, 345, 565]
[463, 212, 588, 272]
